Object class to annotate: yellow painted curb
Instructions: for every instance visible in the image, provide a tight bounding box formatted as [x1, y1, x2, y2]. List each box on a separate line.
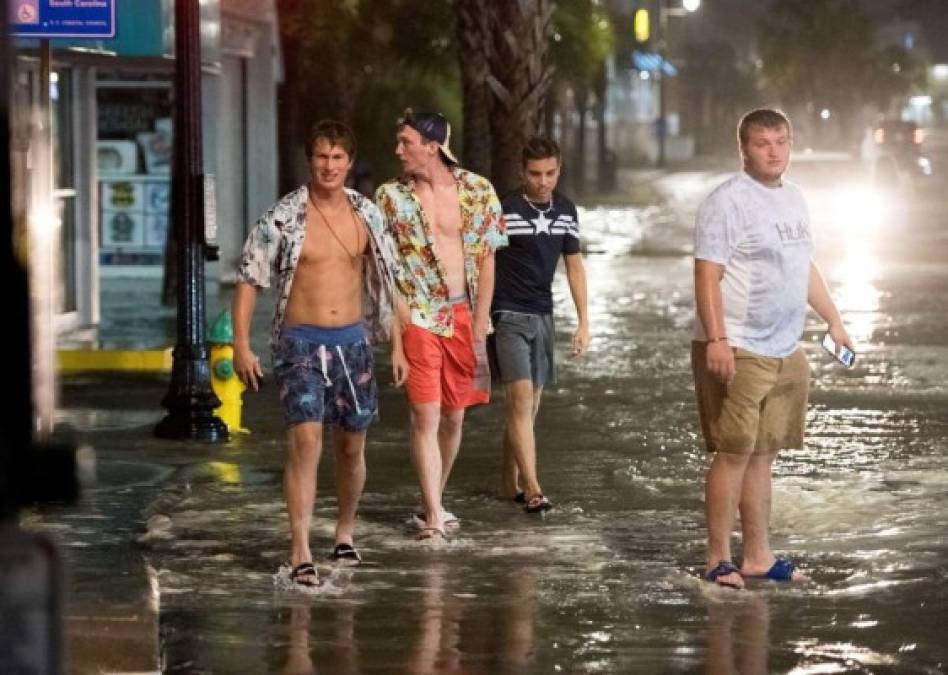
[57, 348, 173, 373]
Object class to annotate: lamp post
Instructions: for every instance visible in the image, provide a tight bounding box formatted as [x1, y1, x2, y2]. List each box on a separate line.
[154, 0, 228, 442]
[656, 0, 699, 168]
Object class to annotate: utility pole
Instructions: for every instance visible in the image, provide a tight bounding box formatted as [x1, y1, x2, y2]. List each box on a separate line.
[155, 0, 228, 442]
[656, 0, 669, 168]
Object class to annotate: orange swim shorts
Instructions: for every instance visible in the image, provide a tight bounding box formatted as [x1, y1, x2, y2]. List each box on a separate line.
[403, 302, 489, 409]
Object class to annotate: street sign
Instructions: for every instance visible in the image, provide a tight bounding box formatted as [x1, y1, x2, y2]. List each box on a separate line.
[9, 0, 115, 38]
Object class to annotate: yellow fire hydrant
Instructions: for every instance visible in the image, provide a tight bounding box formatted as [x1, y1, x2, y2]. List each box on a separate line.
[209, 309, 249, 434]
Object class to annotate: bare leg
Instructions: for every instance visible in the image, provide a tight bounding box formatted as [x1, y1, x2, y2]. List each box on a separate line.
[410, 401, 445, 531]
[437, 407, 465, 494]
[500, 435, 521, 500]
[285, 422, 323, 567]
[333, 429, 367, 547]
[737, 452, 775, 571]
[502, 379, 543, 499]
[705, 450, 750, 588]
[739, 452, 807, 580]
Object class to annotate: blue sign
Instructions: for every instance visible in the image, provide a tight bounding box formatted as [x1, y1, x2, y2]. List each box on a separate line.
[633, 50, 677, 77]
[10, 0, 115, 38]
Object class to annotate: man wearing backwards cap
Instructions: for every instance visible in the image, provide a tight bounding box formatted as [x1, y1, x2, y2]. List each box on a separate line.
[376, 109, 507, 542]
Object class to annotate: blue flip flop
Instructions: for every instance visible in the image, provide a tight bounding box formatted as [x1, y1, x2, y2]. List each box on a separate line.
[749, 558, 796, 581]
[705, 560, 742, 588]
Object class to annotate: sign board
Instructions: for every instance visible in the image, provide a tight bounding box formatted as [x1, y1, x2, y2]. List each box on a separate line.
[203, 174, 217, 246]
[9, 0, 115, 39]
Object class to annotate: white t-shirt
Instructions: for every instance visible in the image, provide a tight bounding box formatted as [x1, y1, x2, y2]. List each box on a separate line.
[693, 171, 813, 358]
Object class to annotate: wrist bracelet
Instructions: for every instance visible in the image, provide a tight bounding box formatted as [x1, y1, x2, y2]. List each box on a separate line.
[707, 336, 728, 343]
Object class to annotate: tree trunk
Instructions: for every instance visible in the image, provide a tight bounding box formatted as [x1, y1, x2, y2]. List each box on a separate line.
[456, 0, 492, 177]
[573, 85, 588, 196]
[485, 0, 555, 195]
[594, 63, 611, 192]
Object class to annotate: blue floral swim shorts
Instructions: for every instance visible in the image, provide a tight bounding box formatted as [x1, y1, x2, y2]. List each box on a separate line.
[272, 322, 378, 431]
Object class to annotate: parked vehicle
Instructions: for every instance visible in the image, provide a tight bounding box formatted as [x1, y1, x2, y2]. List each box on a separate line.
[874, 119, 934, 177]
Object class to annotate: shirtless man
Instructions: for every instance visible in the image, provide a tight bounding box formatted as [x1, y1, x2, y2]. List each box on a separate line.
[376, 110, 506, 541]
[233, 120, 404, 586]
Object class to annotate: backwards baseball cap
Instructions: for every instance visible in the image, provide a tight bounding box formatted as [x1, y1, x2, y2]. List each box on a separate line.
[399, 108, 459, 166]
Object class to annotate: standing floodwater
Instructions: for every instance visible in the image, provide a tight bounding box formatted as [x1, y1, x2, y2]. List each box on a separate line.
[35, 154, 948, 673]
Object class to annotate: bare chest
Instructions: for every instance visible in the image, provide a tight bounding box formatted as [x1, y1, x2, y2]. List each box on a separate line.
[300, 203, 367, 267]
[417, 186, 462, 246]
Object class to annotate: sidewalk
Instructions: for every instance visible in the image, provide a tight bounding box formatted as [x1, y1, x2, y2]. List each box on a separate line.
[48, 276, 277, 672]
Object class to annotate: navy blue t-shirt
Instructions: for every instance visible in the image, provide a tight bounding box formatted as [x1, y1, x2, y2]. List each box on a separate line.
[492, 191, 581, 315]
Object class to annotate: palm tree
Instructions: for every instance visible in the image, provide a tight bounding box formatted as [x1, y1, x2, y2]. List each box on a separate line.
[483, 0, 555, 194]
[456, 0, 493, 177]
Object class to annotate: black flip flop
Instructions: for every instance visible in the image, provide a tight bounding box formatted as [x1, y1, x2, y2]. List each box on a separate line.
[290, 562, 318, 587]
[524, 495, 553, 513]
[331, 543, 362, 565]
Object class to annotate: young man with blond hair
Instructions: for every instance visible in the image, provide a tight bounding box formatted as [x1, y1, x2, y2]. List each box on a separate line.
[693, 108, 853, 588]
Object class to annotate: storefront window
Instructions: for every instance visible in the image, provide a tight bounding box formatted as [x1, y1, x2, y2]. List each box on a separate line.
[52, 69, 77, 312]
[96, 81, 172, 267]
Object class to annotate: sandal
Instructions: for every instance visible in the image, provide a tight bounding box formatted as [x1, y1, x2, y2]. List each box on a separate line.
[705, 560, 742, 589]
[416, 527, 446, 542]
[745, 558, 798, 582]
[290, 562, 318, 587]
[331, 543, 362, 565]
[524, 494, 553, 513]
[411, 510, 460, 530]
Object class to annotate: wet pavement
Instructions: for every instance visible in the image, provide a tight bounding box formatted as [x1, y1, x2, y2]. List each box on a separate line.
[27, 154, 948, 673]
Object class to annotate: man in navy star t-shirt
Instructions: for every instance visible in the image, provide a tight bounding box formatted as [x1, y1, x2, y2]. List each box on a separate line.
[489, 136, 590, 514]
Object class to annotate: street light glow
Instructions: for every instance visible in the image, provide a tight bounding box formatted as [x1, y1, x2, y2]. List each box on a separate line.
[683, 0, 701, 11]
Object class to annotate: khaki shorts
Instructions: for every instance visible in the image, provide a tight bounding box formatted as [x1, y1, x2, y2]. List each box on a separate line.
[692, 342, 809, 455]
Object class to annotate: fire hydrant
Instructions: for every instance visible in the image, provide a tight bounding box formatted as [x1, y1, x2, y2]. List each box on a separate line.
[209, 309, 248, 434]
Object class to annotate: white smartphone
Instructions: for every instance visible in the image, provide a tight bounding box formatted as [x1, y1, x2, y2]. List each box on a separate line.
[822, 333, 855, 368]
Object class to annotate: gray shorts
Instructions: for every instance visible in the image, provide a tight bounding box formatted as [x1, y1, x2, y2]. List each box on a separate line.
[488, 310, 556, 387]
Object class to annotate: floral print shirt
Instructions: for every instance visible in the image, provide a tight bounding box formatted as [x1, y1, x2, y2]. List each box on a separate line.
[375, 167, 507, 337]
[236, 186, 400, 352]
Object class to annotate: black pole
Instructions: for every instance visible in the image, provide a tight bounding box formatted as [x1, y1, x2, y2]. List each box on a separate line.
[657, 0, 667, 168]
[0, 10, 31, 522]
[155, 0, 228, 442]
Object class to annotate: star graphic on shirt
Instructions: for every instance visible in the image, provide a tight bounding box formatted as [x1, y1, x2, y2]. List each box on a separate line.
[531, 212, 552, 235]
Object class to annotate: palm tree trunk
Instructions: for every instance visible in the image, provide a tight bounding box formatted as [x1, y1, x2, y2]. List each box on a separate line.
[485, 0, 555, 195]
[456, 0, 492, 177]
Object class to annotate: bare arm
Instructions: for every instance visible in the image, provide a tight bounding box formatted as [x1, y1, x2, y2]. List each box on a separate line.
[563, 253, 590, 356]
[472, 250, 495, 342]
[694, 259, 735, 382]
[807, 261, 853, 351]
[232, 281, 263, 391]
[390, 295, 410, 387]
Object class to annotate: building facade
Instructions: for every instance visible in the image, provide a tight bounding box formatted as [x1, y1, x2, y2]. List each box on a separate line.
[12, 0, 281, 335]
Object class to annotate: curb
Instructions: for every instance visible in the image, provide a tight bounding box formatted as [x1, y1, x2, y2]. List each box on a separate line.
[57, 348, 173, 373]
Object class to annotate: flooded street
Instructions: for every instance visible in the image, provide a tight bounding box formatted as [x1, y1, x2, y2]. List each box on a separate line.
[36, 159, 948, 673]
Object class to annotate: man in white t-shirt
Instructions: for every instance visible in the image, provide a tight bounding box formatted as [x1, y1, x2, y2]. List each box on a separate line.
[692, 109, 854, 589]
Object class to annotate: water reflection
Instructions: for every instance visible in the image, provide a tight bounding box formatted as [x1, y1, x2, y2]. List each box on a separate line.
[404, 562, 464, 674]
[705, 594, 770, 675]
[269, 563, 539, 674]
[277, 599, 359, 675]
[830, 242, 882, 344]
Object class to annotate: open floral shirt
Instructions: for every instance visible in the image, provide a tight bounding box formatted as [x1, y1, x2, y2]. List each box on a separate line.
[375, 167, 507, 337]
[236, 186, 400, 353]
